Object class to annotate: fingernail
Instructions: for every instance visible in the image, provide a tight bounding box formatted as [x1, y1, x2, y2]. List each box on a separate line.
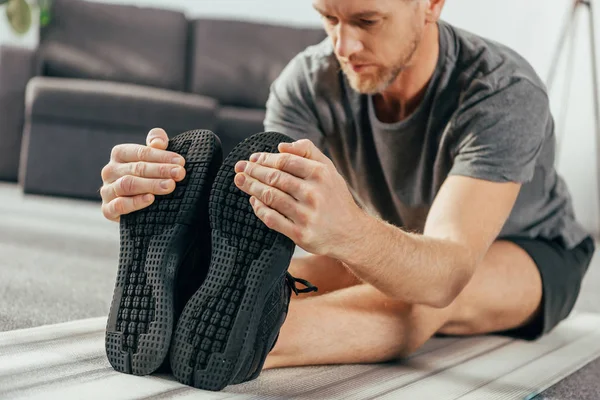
[150, 138, 164, 146]
[172, 157, 184, 166]
[160, 180, 172, 189]
[249, 153, 259, 162]
[235, 174, 245, 185]
[250, 197, 256, 206]
[143, 194, 153, 201]
[235, 161, 247, 172]
[171, 167, 180, 178]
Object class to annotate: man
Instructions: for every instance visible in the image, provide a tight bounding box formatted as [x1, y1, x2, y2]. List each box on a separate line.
[100, 0, 594, 387]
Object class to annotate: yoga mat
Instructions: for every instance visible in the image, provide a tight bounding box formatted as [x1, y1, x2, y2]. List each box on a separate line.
[1, 312, 600, 399]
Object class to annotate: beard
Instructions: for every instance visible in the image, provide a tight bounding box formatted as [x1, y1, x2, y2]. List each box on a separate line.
[342, 63, 403, 94]
[340, 29, 422, 94]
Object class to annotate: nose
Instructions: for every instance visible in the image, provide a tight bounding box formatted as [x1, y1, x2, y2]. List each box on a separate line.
[333, 25, 363, 61]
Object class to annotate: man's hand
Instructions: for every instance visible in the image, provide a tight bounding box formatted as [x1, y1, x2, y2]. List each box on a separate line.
[233, 139, 364, 256]
[100, 128, 187, 222]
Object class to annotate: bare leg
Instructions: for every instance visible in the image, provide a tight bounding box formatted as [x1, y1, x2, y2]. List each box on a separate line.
[288, 254, 362, 298]
[266, 240, 542, 369]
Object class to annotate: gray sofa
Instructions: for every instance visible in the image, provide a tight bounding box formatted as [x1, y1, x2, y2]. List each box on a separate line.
[0, 0, 325, 199]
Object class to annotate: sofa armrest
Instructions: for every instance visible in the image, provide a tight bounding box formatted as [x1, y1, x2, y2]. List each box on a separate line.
[0, 45, 35, 181]
[25, 77, 219, 133]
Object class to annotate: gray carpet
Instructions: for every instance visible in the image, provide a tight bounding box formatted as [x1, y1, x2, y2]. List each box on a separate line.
[0, 183, 118, 331]
[538, 357, 600, 399]
[1, 181, 599, 398]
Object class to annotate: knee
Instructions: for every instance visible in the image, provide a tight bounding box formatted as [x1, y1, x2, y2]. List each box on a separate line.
[437, 298, 520, 336]
[367, 327, 425, 361]
[392, 305, 445, 359]
[396, 339, 425, 359]
[437, 302, 480, 336]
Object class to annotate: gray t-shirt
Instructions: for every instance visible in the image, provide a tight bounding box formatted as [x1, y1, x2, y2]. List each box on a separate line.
[264, 20, 589, 249]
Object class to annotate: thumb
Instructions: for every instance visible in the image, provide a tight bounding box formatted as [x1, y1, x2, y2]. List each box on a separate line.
[278, 139, 329, 163]
[146, 127, 169, 150]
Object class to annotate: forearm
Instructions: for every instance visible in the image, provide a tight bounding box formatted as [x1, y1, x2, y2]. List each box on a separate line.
[330, 213, 476, 308]
[232, 139, 499, 307]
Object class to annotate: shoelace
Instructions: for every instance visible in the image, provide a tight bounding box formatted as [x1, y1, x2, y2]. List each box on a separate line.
[285, 272, 318, 296]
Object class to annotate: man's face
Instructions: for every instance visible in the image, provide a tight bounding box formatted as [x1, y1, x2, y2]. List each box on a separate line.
[313, 0, 427, 94]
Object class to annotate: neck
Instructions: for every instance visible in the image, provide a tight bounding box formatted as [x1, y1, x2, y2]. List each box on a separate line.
[373, 22, 440, 123]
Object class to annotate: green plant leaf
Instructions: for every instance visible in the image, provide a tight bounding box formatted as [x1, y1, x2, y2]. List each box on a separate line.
[6, 0, 32, 35]
[35, 0, 52, 27]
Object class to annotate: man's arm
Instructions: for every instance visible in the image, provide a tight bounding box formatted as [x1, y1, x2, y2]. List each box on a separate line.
[339, 175, 521, 308]
[235, 78, 548, 308]
[233, 139, 521, 308]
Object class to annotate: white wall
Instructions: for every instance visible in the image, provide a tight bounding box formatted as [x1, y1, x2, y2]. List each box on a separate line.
[99, 0, 322, 26]
[0, 5, 38, 48]
[1, 0, 598, 235]
[443, 0, 599, 236]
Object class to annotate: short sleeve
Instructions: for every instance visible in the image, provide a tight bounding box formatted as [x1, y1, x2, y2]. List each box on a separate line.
[263, 54, 325, 149]
[449, 79, 550, 183]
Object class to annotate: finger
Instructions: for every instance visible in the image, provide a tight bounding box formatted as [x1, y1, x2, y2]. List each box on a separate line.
[102, 161, 186, 184]
[101, 193, 155, 221]
[249, 196, 296, 240]
[234, 173, 304, 223]
[277, 139, 331, 164]
[246, 152, 320, 179]
[146, 128, 169, 149]
[233, 161, 306, 201]
[100, 176, 176, 202]
[111, 143, 185, 166]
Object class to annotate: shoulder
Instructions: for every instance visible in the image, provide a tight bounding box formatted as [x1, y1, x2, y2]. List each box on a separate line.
[439, 21, 549, 114]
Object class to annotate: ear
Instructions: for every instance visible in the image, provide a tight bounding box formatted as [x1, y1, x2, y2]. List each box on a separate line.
[425, 0, 445, 23]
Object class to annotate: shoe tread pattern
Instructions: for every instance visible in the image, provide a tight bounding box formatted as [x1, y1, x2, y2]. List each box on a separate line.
[170, 132, 295, 390]
[105, 130, 219, 375]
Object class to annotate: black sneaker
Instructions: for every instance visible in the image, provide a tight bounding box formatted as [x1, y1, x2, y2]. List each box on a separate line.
[105, 130, 222, 375]
[170, 131, 317, 391]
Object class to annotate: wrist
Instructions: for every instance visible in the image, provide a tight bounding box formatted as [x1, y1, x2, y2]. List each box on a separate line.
[326, 208, 376, 264]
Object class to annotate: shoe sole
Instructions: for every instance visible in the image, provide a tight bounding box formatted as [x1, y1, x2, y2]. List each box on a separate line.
[105, 129, 221, 375]
[170, 131, 296, 391]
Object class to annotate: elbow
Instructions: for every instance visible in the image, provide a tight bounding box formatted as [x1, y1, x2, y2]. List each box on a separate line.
[429, 262, 475, 309]
[428, 291, 456, 309]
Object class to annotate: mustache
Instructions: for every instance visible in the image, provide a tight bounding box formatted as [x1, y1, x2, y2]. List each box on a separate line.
[337, 56, 373, 65]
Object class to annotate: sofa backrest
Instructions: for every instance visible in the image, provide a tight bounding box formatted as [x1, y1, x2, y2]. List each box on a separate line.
[187, 18, 326, 109]
[37, 0, 188, 91]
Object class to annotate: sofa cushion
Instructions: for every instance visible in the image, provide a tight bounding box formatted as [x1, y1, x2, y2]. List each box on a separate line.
[25, 77, 218, 133]
[20, 122, 151, 199]
[188, 19, 326, 109]
[37, 0, 188, 91]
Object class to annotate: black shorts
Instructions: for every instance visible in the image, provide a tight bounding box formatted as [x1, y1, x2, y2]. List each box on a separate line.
[497, 235, 595, 341]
